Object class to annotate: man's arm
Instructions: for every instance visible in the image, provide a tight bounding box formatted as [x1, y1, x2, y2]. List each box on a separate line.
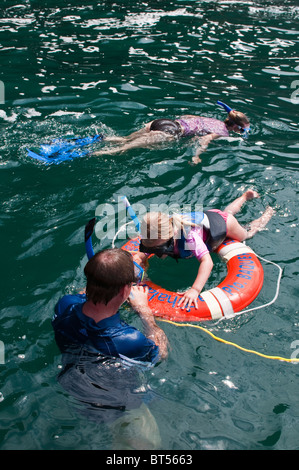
[128, 285, 169, 359]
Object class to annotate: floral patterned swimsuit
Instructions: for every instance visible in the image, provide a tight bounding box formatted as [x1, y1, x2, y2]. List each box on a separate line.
[176, 117, 229, 137]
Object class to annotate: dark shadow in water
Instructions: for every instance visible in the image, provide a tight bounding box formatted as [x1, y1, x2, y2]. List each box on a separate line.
[57, 347, 162, 449]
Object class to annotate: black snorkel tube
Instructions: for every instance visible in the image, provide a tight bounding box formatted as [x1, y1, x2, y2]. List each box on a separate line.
[84, 215, 145, 284]
[84, 218, 96, 260]
[217, 100, 250, 138]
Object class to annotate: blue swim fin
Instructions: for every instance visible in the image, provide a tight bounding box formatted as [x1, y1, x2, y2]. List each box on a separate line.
[26, 148, 53, 163]
[27, 134, 103, 164]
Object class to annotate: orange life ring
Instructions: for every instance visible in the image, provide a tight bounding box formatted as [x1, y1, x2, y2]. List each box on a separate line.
[122, 237, 264, 322]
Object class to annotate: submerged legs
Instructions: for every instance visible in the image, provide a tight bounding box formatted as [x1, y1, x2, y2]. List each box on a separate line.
[225, 190, 274, 241]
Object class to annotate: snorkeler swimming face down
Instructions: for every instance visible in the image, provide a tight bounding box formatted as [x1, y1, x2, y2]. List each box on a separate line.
[90, 100, 251, 163]
[148, 109, 250, 138]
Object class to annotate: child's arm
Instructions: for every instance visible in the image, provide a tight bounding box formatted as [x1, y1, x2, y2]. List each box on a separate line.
[192, 133, 219, 164]
[178, 253, 213, 310]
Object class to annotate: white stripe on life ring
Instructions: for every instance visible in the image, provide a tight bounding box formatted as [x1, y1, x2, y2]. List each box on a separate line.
[209, 287, 235, 318]
[218, 242, 254, 262]
[200, 291, 223, 320]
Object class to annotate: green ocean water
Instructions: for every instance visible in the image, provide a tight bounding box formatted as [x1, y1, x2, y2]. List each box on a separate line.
[0, 0, 299, 450]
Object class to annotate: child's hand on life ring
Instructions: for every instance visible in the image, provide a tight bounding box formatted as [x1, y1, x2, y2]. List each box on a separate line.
[177, 288, 199, 310]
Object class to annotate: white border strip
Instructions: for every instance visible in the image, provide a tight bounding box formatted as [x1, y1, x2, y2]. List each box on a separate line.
[209, 287, 235, 318]
[200, 291, 223, 320]
[218, 242, 246, 257]
[220, 246, 254, 262]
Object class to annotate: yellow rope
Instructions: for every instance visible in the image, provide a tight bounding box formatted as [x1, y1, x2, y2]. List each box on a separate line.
[158, 318, 299, 363]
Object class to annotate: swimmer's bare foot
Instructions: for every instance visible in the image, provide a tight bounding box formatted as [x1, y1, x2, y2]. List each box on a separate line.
[244, 189, 260, 200]
[191, 155, 202, 164]
[225, 190, 260, 215]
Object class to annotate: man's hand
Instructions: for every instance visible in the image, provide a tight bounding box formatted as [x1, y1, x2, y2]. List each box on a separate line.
[128, 285, 169, 359]
[128, 285, 149, 311]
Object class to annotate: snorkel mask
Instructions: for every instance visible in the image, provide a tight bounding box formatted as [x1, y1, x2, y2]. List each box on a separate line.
[217, 100, 250, 138]
[139, 237, 177, 259]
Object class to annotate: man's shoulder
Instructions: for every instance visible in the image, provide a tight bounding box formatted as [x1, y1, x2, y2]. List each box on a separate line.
[54, 293, 87, 317]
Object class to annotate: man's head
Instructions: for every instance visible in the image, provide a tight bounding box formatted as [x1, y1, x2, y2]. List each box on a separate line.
[84, 248, 136, 305]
